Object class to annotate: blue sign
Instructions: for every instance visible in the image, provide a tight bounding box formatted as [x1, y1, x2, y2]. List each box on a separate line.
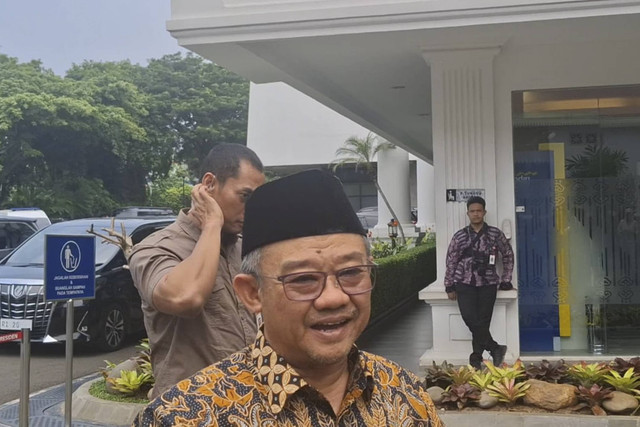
[45, 235, 96, 301]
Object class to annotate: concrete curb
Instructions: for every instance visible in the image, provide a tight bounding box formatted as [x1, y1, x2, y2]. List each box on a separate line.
[51, 379, 146, 426]
[439, 410, 640, 426]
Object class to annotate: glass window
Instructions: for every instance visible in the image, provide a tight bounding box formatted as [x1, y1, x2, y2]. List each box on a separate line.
[513, 85, 640, 355]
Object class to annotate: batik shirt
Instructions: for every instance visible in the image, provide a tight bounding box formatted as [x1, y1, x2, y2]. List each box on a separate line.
[134, 328, 444, 427]
[444, 223, 514, 293]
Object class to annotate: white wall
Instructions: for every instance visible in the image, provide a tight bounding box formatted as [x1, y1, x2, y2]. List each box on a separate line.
[247, 82, 372, 166]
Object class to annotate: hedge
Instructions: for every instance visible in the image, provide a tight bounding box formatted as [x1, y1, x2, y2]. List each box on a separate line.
[369, 243, 437, 324]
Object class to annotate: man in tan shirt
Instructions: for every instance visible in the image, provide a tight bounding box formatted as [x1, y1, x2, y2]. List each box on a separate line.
[129, 143, 265, 398]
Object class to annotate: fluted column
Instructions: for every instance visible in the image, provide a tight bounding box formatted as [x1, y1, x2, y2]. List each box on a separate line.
[418, 45, 519, 366]
[416, 160, 435, 233]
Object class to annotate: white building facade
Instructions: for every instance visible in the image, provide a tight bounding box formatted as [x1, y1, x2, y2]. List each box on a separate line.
[168, 1, 640, 363]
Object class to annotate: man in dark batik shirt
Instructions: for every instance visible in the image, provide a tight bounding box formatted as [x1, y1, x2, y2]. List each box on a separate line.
[134, 170, 443, 427]
[445, 196, 514, 370]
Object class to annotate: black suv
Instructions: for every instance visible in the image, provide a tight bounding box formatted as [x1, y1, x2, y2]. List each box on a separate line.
[0, 217, 174, 351]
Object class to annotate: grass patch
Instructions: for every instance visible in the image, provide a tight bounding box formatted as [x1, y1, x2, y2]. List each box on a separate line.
[88, 378, 150, 404]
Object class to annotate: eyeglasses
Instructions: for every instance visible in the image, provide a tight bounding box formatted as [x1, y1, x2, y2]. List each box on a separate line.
[259, 264, 377, 301]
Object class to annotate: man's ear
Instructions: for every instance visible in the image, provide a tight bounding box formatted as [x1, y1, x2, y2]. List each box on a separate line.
[201, 172, 218, 193]
[233, 274, 262, 314]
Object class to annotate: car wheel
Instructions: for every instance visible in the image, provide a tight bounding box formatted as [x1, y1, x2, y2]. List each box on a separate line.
[95, 304, 127, 351]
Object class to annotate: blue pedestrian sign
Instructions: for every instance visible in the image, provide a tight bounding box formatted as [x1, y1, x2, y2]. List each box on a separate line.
[45, 235, 96, 301]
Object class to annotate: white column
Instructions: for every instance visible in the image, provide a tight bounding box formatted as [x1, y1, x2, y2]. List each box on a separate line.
[416, 160, 435, 233]
[418, 45, 519, 366]
[371, 145, 418, 239]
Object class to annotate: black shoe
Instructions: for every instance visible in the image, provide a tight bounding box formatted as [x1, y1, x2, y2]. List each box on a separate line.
[470, 361, 482, 370]
[490, 345, 507, 366]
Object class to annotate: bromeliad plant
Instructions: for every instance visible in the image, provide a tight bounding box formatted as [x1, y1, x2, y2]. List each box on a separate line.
[446, 365, 477, 386]
[485, 359, 526, 382]
[567, 362, 610, 387]
[107, 370, 154, 396]
[485, 377, 530, 406]
[610, 357, 640, 375]
[425, 360, 454, 389]
[603, 368, 640, 394]
[441, 383, 481, 409]
[469, 371, 494, 391]
[525, 359, 568, 383]
[577, 384, 614, 416]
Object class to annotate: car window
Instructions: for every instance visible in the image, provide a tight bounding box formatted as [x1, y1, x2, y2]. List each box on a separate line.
[0, 221, 37, 250]
[3, 224, 119, 267]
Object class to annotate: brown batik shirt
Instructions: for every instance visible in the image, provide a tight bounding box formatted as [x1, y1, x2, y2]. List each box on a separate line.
[134, 328, 444, 427]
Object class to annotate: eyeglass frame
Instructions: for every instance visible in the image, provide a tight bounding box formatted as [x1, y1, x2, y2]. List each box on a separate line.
[255, 263, 377, 301]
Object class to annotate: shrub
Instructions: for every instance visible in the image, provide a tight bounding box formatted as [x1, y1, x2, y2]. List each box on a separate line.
[567, 362, 610, 388]
[577, 384, 614, 416]
[484, 359, 526, 382]
[442, 384, 480, 409]
[611, 357, 640, 375]
[486, 378, 530, 406]
[107, 370, 153, 396]
[525, 359, 568, 383]
[425, 360, 453, 389]
[370, 243, 436, 322]
[469, 371, 495, 391]
[603, 368, 640, 394]
[446, 365, 476, 386]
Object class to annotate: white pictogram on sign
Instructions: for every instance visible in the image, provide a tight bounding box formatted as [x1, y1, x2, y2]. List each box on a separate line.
[60, 241, 81, 272]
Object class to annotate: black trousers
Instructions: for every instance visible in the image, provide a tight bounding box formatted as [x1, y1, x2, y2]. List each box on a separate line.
[455, 283, 499, 364]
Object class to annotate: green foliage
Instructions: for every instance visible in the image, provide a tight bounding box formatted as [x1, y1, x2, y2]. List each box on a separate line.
[567, 362, 610, 388]
[484, 359, 526, 382]
[442, 383, 480, 409]
[107, 370, 153, 396]
[146, 163, 194, 212]
[566, 144, 628, 178]
[89, 379, 149, 404]
[577, 383, 614, 415]
[486, 378, 530, 406]
[0, 52, 249, 217]
[370, 238, 415, 259]
[469, 371, 495, 391]
[611, 357, 640, 375]
[603, 368, 640, 394]
[446, 365, 476, 386]
[330, 133, 406, 244]
[525, 359, 568, 383]
[425, 360, 453, 389]
[370, 243, 436, 323]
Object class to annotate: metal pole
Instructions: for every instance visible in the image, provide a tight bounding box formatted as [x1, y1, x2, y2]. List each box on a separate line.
[19, 328, 30, 427]
[65, 299, 74, 427]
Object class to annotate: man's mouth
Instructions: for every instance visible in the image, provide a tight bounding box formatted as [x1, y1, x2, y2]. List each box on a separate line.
[310, 318, 351, 332]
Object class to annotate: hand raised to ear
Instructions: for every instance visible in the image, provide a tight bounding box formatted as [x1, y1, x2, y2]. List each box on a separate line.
[190, 183, 224, 230]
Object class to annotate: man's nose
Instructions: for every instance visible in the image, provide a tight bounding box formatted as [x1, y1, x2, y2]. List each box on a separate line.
[314, 275, 350, 308]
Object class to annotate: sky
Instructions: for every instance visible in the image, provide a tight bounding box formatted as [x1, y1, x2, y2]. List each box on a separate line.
[0, 0, 185, 75]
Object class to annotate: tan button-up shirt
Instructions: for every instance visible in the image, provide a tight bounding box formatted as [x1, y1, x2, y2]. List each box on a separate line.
[129, 210, 257, 398]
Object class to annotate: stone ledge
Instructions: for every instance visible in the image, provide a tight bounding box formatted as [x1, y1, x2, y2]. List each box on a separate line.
[439, 410, 640, 427]
[52, 378, 146, 426]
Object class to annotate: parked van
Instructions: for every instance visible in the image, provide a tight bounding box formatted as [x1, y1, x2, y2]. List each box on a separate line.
[0, 208, 51, 229]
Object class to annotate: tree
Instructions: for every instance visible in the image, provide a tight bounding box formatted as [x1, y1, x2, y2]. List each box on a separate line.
[330, 133, 406, 244]
[566, 144, 629, 178]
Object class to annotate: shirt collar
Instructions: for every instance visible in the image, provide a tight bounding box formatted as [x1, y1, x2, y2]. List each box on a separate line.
[250, 328, 374, 414]
[177, 208, 238, 255]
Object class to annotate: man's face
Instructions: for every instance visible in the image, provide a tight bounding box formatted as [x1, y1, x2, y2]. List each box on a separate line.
[257, 233, 371, 371]
[212, 160, 265, 235]
[467, 203, 486, 225]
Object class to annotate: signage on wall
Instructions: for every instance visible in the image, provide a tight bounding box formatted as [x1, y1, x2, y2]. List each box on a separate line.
[446, 189, 485, 203]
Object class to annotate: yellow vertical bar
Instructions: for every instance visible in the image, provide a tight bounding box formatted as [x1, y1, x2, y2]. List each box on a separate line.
[539, 142, 571, 337]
